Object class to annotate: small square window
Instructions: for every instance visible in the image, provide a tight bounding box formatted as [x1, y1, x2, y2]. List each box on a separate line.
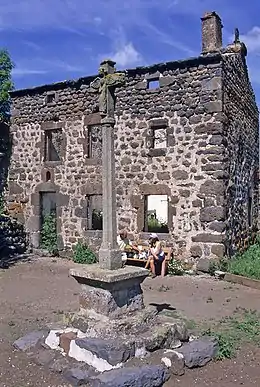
[86, 195, 103, 230]
[148, 79, 160, 90]
[46, 93, 56, 104]
[153, 128, 167, 149]
[44, 129, 63, 162]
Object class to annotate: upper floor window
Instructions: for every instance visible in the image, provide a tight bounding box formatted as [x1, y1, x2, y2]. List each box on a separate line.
[87, 124, 102, 159]
[44, 129, 63, 162]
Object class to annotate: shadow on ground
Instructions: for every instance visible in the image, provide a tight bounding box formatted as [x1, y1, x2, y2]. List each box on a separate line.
[0, 253, 31, 269]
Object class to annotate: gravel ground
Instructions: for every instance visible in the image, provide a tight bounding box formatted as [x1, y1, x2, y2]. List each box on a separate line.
[0, 257, 260, 386]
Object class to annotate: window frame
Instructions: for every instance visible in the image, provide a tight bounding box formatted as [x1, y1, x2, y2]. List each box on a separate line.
[86, 194, 103, 231]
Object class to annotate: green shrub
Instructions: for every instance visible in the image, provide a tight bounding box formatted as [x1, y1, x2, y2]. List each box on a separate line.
[72, 242, 97, 264]
[167, 258, 185, 276]
[40, 213, 58, 256]
[147, 215, 169, 233]
[0, 193, 5, 215]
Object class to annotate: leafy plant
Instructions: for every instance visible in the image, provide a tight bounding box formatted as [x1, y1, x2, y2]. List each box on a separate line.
[0, 193, 5, 215]
[0, 49, 14, 124]
[147, 215, 169, 233]
[167, 258, 185, 276]
[72, 241, 97, 264]
[40, 212, 58, 255]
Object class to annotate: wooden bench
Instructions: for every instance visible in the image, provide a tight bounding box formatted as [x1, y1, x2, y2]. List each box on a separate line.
[126, 245, 172, 267]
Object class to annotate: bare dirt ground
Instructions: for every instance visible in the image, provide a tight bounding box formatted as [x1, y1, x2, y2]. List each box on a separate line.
[0, 257, 260, 387]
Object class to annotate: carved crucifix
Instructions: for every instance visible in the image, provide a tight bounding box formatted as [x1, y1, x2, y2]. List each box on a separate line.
[90, 59, 125, 119]
[90, 60, 126, 270]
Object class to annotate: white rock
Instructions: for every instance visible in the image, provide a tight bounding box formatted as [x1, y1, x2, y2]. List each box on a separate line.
[68, 340, 122, 373]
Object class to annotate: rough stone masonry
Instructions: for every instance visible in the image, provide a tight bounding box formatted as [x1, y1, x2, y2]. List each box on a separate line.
[6, 11, 259, 267]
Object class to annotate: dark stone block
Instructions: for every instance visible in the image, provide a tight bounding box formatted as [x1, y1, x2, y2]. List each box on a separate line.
[209, 221, 226, 233]
[211, 244, 225, 257]
[192, 199, 202, 208]
[8, 182, 23, 195]
[135, 81, 147, 90]
[200, 206, 225, 222]
[172, 170, 189, 180]
[209, 134, 223, 145]
[64, 367, 96, 386]
[148, 149, 167, 157]
[90, 365, 170, 387]
[157, 172, 170, 181]
[149, 119, 168, 129]
[179, 189, 190, 198]
[159, 76, 175, 87]
[194, 122, 223, 135]
[202, 163, 224, 172]
[199, 180, 225, 196]
[192, 233, 224, 243]
[13, 330, 48, 352]
[167, 135, 176, 146]
[176, 336, 218, 368]
[204, 101, 222, 113]
[75, 338, 135, 366]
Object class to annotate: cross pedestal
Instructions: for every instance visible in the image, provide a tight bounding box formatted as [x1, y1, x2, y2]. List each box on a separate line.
[70, 264, 148, 319]
[70, 60, 148, 320]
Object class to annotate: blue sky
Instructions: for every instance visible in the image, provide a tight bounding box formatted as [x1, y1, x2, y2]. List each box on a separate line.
[1, 0, 260, 106]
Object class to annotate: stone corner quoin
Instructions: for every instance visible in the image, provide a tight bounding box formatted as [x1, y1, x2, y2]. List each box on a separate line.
[5, 11, 259, 265]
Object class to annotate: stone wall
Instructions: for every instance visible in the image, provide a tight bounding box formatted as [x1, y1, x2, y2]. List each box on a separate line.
[8, 54, 228, 263]
[7, 44, 259, 264]
[0, 123, 11, 194]
[222, 44, 259, 255]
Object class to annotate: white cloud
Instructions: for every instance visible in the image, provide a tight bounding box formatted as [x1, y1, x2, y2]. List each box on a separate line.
[111, 42, 143, 67]
[12, 68, 48, 76]
[240, 27, 260, 53]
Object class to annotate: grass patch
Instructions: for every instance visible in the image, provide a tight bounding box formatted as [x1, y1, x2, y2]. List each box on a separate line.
[210, 238, 260, 280]
[227, 243, 260, 280]
[202, 309, 260, 360]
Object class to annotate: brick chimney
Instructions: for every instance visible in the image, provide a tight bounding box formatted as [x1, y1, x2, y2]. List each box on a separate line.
[201, 11, 223, 53]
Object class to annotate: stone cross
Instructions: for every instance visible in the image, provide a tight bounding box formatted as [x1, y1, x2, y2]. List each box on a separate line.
[90, 59, 125, 270]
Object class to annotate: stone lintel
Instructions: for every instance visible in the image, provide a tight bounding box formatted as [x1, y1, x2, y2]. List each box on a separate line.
[70, 264, 148, 285]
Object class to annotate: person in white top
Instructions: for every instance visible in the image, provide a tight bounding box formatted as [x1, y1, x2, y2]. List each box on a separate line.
[117, 230, 139, 254]
[145, 233, 166, 278]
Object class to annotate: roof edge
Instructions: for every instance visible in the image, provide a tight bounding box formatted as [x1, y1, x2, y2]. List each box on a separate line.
[10, 53, 222, 98]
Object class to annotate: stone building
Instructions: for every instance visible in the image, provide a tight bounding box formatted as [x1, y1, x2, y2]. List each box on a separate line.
[7, 12, 259, 266]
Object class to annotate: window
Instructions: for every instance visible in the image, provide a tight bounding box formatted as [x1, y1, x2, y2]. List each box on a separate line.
[44, 129, 63, 162]
[86, 195, 103, 230]
[152, 128, 167, 149]
[143, 195, 169, 233]
[46, 92, 56, 104]
[88, 125, 102, 159]
[148, 79, 160, 90]
[46, 171, 51, 181]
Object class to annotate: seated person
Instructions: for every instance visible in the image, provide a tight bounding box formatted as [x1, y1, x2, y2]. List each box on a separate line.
[145, 233, 166, 278]
[117, 230, 139, 256]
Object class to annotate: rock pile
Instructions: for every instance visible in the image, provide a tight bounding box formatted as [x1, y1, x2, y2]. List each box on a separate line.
[0, 215, 27, 261]
[13, 306, 219, 386]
